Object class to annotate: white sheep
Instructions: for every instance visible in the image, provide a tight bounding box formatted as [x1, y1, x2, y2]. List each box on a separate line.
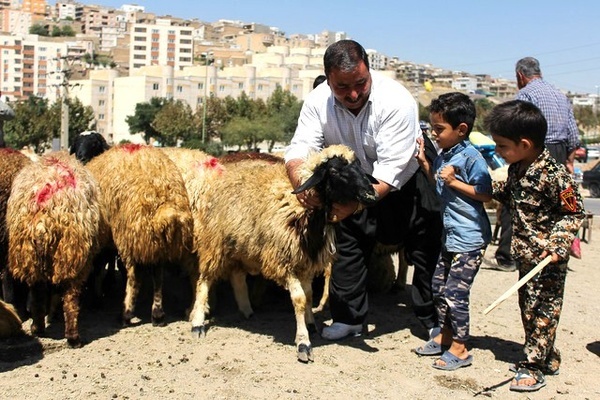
[188, 145, 378, 363]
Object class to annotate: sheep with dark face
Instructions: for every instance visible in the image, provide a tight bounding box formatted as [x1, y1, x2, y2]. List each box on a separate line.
[7, 151, 101, 347]
[188, 144, 378, 363]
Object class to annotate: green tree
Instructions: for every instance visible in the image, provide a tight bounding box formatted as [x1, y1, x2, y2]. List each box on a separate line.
[46, 97, 95, 145]
[265, 85, 302, 149]
[221, 116, 263, 151]
[125, 97, 167, 143]
[51, 26, 62, 37]
[153, 99, 199, 146]
[29, 23, 49, 36]
[61, 25, 75, 37]
[4, 97, 51, 153]
[473, 98, 496, 132]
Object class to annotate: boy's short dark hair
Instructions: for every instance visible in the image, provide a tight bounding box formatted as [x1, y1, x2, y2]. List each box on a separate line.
[428, 92, 476, 136]
[484, 100, 547, 148]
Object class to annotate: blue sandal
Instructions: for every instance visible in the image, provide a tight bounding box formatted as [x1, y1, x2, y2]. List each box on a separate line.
[432, 350, 473, 371]
[413, 339, 443, 356]
[510, 368, 546, 392]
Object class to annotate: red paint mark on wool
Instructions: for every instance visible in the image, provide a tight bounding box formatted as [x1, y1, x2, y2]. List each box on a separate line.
[120, 143, 145, 153]
[35, 158, 77, 207]
[0, 148, 20, 155]
[200, 157, 224, 174]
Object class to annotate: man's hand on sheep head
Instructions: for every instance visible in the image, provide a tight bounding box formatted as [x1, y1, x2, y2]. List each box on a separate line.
[297, 188, 321, 210]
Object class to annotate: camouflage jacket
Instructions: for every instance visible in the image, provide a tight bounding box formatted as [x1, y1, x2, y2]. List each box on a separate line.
[493, 149, 585, 262]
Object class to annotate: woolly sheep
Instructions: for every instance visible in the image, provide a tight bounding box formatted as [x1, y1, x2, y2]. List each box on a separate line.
[188, 144, 378, 363]
[84, 143, 194, 326]
[7, 151, 101, 347]
[0, 149, 32, 316]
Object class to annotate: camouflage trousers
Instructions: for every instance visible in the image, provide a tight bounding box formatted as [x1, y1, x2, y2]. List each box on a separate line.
[432, 248, 485, 342]
[517, 259, 567, 374]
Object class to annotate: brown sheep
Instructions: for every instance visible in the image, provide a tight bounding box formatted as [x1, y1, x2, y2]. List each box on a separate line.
[0, 149, 32, 315]
[188, 145, 378, 363]
[7, 151, 101, 347]
[85, 144, 194, 326]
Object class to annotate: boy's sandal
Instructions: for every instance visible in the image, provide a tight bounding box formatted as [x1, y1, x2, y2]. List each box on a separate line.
[509, 362, 559, 376]
[431, 350, 473, 371]
[413, 339, 443, 356]
[509, 368, 546, 392]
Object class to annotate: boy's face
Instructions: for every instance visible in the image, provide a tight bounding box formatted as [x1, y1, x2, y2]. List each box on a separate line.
[491, 134, 528, 164]
[429, 112, 466, 150]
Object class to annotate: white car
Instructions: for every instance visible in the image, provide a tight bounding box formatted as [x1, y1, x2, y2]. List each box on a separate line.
[587, 145, 600, 160]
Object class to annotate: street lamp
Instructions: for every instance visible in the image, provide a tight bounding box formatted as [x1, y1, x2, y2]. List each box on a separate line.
[201, 51, 214, 143]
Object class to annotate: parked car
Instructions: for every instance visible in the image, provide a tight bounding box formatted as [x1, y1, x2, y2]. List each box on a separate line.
[582, 161, 600, 197]
[587, 145, 600, 160]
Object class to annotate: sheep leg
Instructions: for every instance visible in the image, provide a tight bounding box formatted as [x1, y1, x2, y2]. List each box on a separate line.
[29, 281, 47, 337]
[190, 277, 211, 338]
[301, 278, 317, 334]
[287, 277, 313, 363]
[122, 263, 141, 326]
[62, 282, 82, 348]
[230, 269, 253, 318]
[312, 264, 330, 313]
[150, 264, 166, 327]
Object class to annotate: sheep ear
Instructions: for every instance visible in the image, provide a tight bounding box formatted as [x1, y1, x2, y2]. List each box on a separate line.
[291, 167, 327, 194]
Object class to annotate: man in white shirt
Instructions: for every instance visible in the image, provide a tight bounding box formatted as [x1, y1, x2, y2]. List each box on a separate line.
[285, 40, 442, 340]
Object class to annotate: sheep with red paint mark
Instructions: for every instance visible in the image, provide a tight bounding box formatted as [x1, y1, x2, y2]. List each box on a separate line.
[187, 145, 378, 363]
[0, 148, 32, 315]
[83, 143, 194, 326]
[7, 151, 101, 347]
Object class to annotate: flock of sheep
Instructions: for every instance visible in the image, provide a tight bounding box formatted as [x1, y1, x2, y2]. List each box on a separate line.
[0, 133, 380, 363]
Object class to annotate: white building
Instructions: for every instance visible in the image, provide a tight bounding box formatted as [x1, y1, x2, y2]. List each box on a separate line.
[129, 19, 194, 70]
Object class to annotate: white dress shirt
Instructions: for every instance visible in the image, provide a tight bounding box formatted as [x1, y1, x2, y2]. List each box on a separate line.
[285, 71, 420, 190]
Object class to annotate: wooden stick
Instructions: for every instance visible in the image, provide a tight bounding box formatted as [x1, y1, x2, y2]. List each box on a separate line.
[483, 255, 552, 315]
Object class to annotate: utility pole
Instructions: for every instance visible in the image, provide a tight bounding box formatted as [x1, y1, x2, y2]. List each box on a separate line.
[55, 55, 79, 150]
[201, 51, 213, 143]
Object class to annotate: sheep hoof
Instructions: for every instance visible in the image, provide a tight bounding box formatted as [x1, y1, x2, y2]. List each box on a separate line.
[67, 337, 83, 348]
[151, 316, 167, 327]
[191, 325, 206, 338]
[297, 343, 314, 363]
[122, 315, 142, 327]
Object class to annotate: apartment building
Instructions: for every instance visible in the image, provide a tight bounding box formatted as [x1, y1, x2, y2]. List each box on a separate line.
[55, 1, 76, 20]
[0, 7, 32, 36]
[129, 18, 194, 70]
[0, 33, 71, 102]
[69, 57, 326, 144]
[21, 0, 46, 20]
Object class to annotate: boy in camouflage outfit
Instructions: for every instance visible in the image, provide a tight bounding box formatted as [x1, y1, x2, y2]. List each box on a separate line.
[485, 100, 586, 393]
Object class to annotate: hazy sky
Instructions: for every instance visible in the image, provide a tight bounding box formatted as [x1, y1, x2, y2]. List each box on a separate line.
[88, 0, 600, 94]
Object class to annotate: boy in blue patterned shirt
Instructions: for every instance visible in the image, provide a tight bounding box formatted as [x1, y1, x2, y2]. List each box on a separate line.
[485, 100, 585, 392]
[414, 92, 492, 371]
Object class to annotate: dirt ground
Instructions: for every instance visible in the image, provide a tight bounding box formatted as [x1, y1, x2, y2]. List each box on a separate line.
[1, 217, 599, 400]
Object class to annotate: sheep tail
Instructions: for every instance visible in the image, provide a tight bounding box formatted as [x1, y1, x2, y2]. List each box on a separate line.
[153, 205, 193, 250]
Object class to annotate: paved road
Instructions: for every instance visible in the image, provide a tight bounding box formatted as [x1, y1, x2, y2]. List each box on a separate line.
[584, 197, 599, 215]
